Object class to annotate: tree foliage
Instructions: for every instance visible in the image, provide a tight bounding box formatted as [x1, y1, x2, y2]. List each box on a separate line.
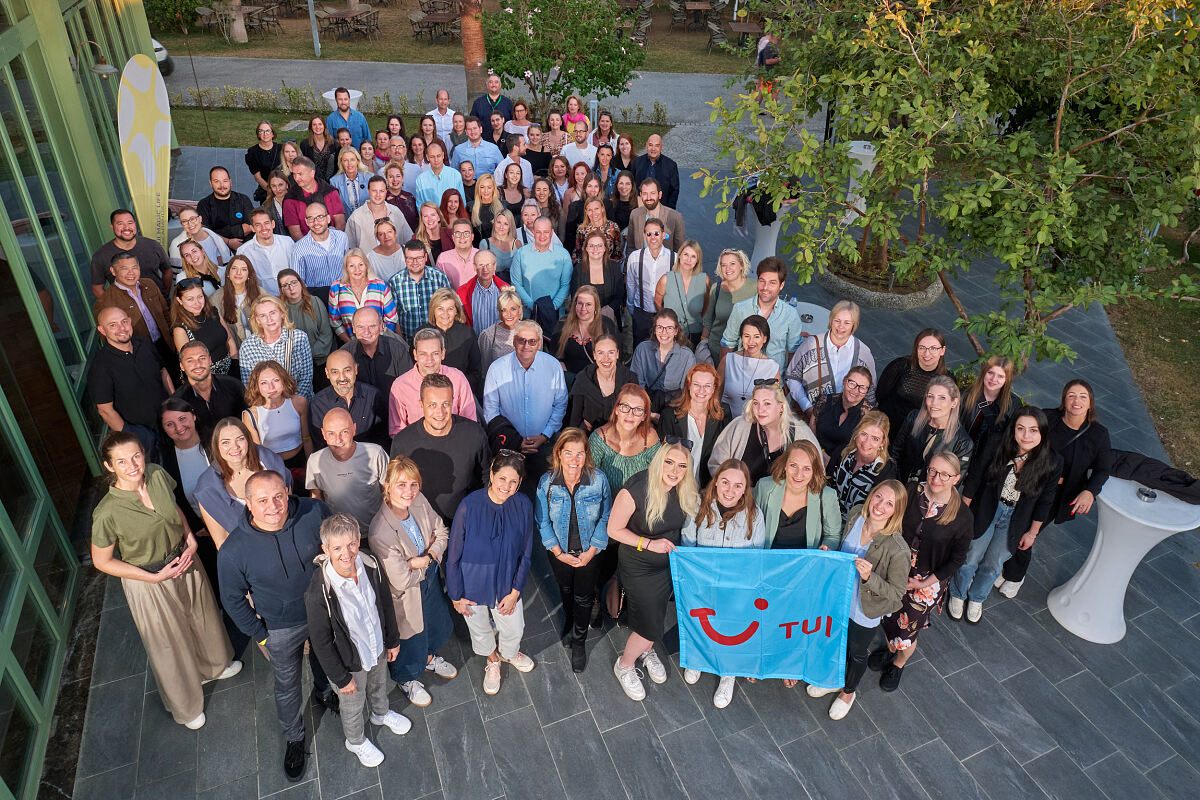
[481, 0, 646, 119]
[700, 0, 1200, 368]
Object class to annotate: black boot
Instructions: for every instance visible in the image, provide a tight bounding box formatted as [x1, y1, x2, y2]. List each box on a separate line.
[866, 647, 894, 673]
[311, 685, 340, 715]
[571, 639, 587, 673]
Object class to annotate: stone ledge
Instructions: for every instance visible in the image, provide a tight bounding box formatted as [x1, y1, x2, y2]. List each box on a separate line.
[814, 267, 944, 310]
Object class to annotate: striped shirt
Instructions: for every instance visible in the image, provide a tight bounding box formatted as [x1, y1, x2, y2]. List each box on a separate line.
[387, 266, 451, 339]
[470, 282, 501, 335]
[290, 228, 348, 289]
[326, 280, 398, 336]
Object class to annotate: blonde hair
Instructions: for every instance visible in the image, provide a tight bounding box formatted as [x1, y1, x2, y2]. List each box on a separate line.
[741, 382, 800, 440]
[676, 240, 703, 275]
[912, 375, 962, 440]
[279, 140, 300, 178]
[644, 443, 700, 528]
[427, 287, 467, 326]
[840, 410, 891, 464]
[962, 356, 1016, 422]
[855, 479, 908, 536]
[921, 451, 964, 524]
[717, 248, 752, 280]
[382, 454, 423, 501]
[490, 209, 517, 244]
[828, 300, 861, 335]
[556, 286, 606, 358]
[336, 146, 368, 176]
[471, 174, 505, 228]
[248, 295, 295, 338]
[339, 248, 378, 285]
[497, 286, 523, 316]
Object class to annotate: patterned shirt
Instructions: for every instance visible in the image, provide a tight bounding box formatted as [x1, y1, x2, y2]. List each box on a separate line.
[470, 282, 501, 335]
[326, 279, 398, 336]
[387, 266, 451, 339]
[290, 228, 349, 289]
[239, 328, 315, 399]
[829, 451, 887, 520]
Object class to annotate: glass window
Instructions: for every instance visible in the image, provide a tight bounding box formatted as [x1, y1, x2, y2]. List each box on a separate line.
[0, 544, 14, 619]
[0, 423, 34, 537]
[0, 677, 36, 796]
[67, 14, 123, 197]
[32, 521, 72, 618]
[10, 590, 56, 701]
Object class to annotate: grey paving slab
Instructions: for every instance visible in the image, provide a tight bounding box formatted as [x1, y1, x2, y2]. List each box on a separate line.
[195, 773, 257, 800]
[854, 682, 937, 756]
[661, 720, 747, 800]
[543, 711, 625, 800]
[77, 673, 145, 779]
[720, 722, 806, 798]
[904, 741, 985, 800]
[512, 630, 589, 726]
[195, 680, 258, 791]
[741, 675, 822, 747]
[1023, 748, 1105, 800]
[900, 661, 996, 761]
[603, 717, 688, 800]
[960, 744, 1048, 800]
[944, 663, 1056, 766]
[1086, 753, 1165, 800]
[374, 702, 441, 800]
[1112, 674, 1200, 772]
[1029, 610, 1139, 688]
[572, 633, 648, 733]
[1000, 668, 1114, 769]
[485, 705, 566, 800]
[1146, 755, 1200, 800]
[838, 734, 931, 800]
[133, 768, 197, 800]
[73, 764, 136, 800]
[311, 695, 382, 800]
[1130, 561, 1200, 622]
[780, 732, 868, 800]
[679, 669, 760, 740]
[425, 700, 503, 800]
[1057, 671, 1173, 772]
[90, 606, 148, 686]
[135, 691, 198, 786]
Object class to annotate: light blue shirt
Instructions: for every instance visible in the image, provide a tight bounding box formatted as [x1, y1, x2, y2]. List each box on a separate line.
[483, 351, 568, 439]
[509, 243, 573, 311]
[414, 165, 465, 207]
[290, 228, 349, 288]
[450, 139, 503, 176]
[839, 517, 879, 627]
[722, 296, 804, 371]
[330, 172, 371, 217]
[325, 108, 372, 148]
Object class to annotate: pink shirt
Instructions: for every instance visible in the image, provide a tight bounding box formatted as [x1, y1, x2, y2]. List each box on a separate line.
[435, 247, 480, 290]
[388, 364, 478, 435]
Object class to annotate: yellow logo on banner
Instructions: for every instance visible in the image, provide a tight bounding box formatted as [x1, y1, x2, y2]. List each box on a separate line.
[117, 54, 172, 248]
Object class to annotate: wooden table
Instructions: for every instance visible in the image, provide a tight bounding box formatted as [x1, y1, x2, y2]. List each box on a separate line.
[730, 20, 763, 46]
[324, 7, 368, 38]
[684, 1, 708, 31]
[422, 11, 458, 41]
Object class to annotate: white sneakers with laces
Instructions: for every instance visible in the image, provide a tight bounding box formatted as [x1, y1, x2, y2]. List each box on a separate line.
[713, 676, 736, 709]
[482, 659, 502, 695]
[639, 649, 667, 684]
[502, 651, 536, 673]
[683, 668, 701, 685]
[345, 738, 385, 767]
[613, 657, 646, 701]
[401, 680, 432, 707]
[997, 579, 1023, 598]
[426, 656, 458, 679]
[370, 710, 413, 736]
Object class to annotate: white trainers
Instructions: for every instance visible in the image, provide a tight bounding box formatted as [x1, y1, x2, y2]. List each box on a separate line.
[948, 595, 965, 620]
[998, 580, 1023, 598]
[639, 649, 667, 684]
[683, 668, 701, 685]
[613, 657, 646, 701]
[370, 710, 412, 736]
[966, 600, 984, 623]
[502, 651, 536, 673]
[993, 576, 1006, 590]
[345, 738, 385, 767]
[184, 713, 206, 730]
[806, 684, 839, 698]
[713, 676, 736, 709]
[829, 693, 856, 720]
[425, 655, 458, 679]
[400, 680, 432, 707]
[482, 660, 502, 695]
[216, 660, 243, 680]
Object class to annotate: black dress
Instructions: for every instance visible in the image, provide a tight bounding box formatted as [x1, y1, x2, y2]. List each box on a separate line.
[566, 363, 638, 432]
[741, 423, 785, 485]
[618, 470, 688, 642]
[441, 322, 483, 396]
[244, 143, 280, 202]
[177, 314, 231, 374]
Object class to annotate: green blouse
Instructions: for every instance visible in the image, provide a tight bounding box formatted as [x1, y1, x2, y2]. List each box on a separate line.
[91, 464, 184, 568]
[589, 431, 661, 494]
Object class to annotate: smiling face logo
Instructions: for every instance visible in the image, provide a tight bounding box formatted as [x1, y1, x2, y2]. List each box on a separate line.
[689, 598, 769, 646]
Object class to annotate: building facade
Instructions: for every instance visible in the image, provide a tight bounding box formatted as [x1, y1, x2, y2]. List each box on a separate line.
[0, 0, 156, 796]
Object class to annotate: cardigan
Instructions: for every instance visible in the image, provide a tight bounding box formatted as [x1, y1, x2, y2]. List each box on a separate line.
[962, 441, 1062, 550]
[708, 416, 819, 479]
[446, 489, 534, 606]
[367, 494, 449, 639]
[753, 478, 842, 549]
[1043, 409, 1113, 524]
[657, 403, 732, 486]
[899, 483, 974, 582]
[841, 507, 911, 619]
[784, 334, 877, 411]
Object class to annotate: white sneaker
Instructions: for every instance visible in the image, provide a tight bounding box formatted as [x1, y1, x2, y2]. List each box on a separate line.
[948, 595, 965, 620]
[184, 713, 206, 730]
[370, 710, 412, 736]
[639, 649, 667, 684]
[713, 676, 736, 709]
[993, 576, 1006, 590]
[502, 651, 536, 673]
[613, 657, 646, 701]
[829, 693, 856, 720]
[482, 660, 502, 695]
[998, 580, 1023, 599]
[683, 668, 701, 685]
[806, 684, 839, 698]
[966, 600, 983, 623]
[425, 655, 458, 679]
[345, 738, 385, 767]
[400, 680, 432, 707]
[216, 660, 243, 680]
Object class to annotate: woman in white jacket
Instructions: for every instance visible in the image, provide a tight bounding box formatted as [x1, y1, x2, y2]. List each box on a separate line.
[707, 380, 818, 484]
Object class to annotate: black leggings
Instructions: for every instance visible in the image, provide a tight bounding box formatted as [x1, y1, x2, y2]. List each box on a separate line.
[1002, 541, 1032, 582]
[844, 620, 879, 693]
[549, 555, 599, 643]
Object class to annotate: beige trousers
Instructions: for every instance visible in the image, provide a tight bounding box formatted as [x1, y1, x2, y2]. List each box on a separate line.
[122, 564, 233, 724]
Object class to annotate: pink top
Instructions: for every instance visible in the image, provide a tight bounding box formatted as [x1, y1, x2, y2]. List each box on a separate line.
[388, 364, 478, 435]
[435, 247, 480, 290]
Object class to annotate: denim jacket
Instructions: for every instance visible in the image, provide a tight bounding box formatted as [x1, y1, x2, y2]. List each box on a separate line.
[535, 468, 612, 552]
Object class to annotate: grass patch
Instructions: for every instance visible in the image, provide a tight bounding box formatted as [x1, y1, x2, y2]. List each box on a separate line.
[170, 107, 670, 150]
[156, 3, 746, 75]
[1106, 231, 1200, 469]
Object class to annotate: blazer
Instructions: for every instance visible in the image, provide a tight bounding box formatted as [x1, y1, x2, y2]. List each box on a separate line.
[753, 477, 842, 549]
[962, 441, 1063, 550]
[708, 416, 820, 479]
[842, 507, 911, 619]
[900, 482, 974, 583]
[626, 205, 687, 253]
[631, 153, 680, 208]
[657, 403, 733, 486]
[1043, 410, 1113, 524]
[367, 493, 449, 639]
[304, 553, 401, 689]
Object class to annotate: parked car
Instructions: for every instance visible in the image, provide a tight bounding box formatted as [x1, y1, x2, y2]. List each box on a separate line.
[153, 39, 174, 76]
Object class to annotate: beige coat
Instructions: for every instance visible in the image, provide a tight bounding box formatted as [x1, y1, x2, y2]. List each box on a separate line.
[367, 492, 449, 639]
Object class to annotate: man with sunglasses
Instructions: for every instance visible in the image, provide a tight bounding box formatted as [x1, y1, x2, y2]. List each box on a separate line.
[289, 202, 349, 304]
[625, 217, 676, 346]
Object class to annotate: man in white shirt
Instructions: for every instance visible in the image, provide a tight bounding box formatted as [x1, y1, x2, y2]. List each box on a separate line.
[237, 208, 293, 295]
[492, 138, 533, 190]
[559, 120, 598, 169]
[170, 207, 230, 270]
[345, 176, 414, 251]
[307, 408, 389, 528]
[625, 218, 676, 344]
[427, 89, 455, 144]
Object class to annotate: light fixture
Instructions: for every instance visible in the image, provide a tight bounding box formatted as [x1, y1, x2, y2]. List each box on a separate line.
[72, 39, 119, 79]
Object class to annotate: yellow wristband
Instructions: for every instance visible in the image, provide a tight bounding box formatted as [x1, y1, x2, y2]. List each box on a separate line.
[637, 537, 645, 551]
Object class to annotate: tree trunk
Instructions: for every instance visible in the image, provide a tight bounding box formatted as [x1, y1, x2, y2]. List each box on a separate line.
[460, 0, 488, 100]
[229, 0, 248, 44]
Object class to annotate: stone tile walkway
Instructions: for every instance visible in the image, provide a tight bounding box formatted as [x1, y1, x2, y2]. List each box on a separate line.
[63, 149, 1200, 800]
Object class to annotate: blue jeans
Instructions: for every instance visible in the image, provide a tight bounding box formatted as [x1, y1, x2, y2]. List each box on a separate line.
[951, 503, 1014, 604]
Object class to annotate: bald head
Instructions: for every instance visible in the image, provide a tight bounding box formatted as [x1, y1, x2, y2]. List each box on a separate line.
[646, 134, 663, 160]
[321, 406, 357, 455]
[96, 306, 133, 345]
[325, 348, 358, 398]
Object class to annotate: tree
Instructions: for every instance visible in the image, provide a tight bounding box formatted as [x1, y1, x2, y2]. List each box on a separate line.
[481, 0, 646, 119]
[460, 0, 488, 99]
[700, 0, 1200, 369]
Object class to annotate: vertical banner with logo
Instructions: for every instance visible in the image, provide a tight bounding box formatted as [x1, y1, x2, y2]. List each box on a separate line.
[670, 548, 857, 687]
[117, 54, 172, 247]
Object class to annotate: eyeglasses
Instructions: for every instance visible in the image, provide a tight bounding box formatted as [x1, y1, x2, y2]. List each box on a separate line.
[279, 280, 300, 289]
[843, 378, 868, 392]
[916, 345, 943, 354]
[644, 230, 663, 237]
[616, 402, 646, 417]
[753, 377, 780, 387]
[513, 336, 540, 346]
[305, 213, 329, 222]
[497, 448, 526, 460]
[663, 435, 694, 449]
[927, 467, 957, 481]
[654, 324, 677, 333]
[452, 231, 473, 238]
[257, 128, 272, 134]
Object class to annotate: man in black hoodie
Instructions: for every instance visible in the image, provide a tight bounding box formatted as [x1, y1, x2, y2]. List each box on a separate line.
[217, 470, 333, 782]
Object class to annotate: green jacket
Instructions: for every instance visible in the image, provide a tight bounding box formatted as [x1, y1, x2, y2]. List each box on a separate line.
[841, 505, 911, 620]
[753, 477, 841, 550]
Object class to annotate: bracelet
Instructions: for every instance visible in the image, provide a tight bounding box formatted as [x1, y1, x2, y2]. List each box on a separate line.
[637, 537, 646, 551]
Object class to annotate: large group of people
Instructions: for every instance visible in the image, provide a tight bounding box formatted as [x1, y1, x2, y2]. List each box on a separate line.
[86, 82, 1115, 781]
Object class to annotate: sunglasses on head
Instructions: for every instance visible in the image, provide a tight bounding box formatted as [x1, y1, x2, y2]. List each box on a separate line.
[663, 435, 694, 449]
[753, 377, 779, 387]
[175, 277, 205, 292]
[497, 448, 526, 460]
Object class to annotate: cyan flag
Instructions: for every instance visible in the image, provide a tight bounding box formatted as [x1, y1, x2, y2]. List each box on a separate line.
[670, 548, 857, 686]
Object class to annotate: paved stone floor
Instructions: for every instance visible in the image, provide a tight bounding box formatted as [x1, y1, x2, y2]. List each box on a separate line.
[63, 148, 1200, 800]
